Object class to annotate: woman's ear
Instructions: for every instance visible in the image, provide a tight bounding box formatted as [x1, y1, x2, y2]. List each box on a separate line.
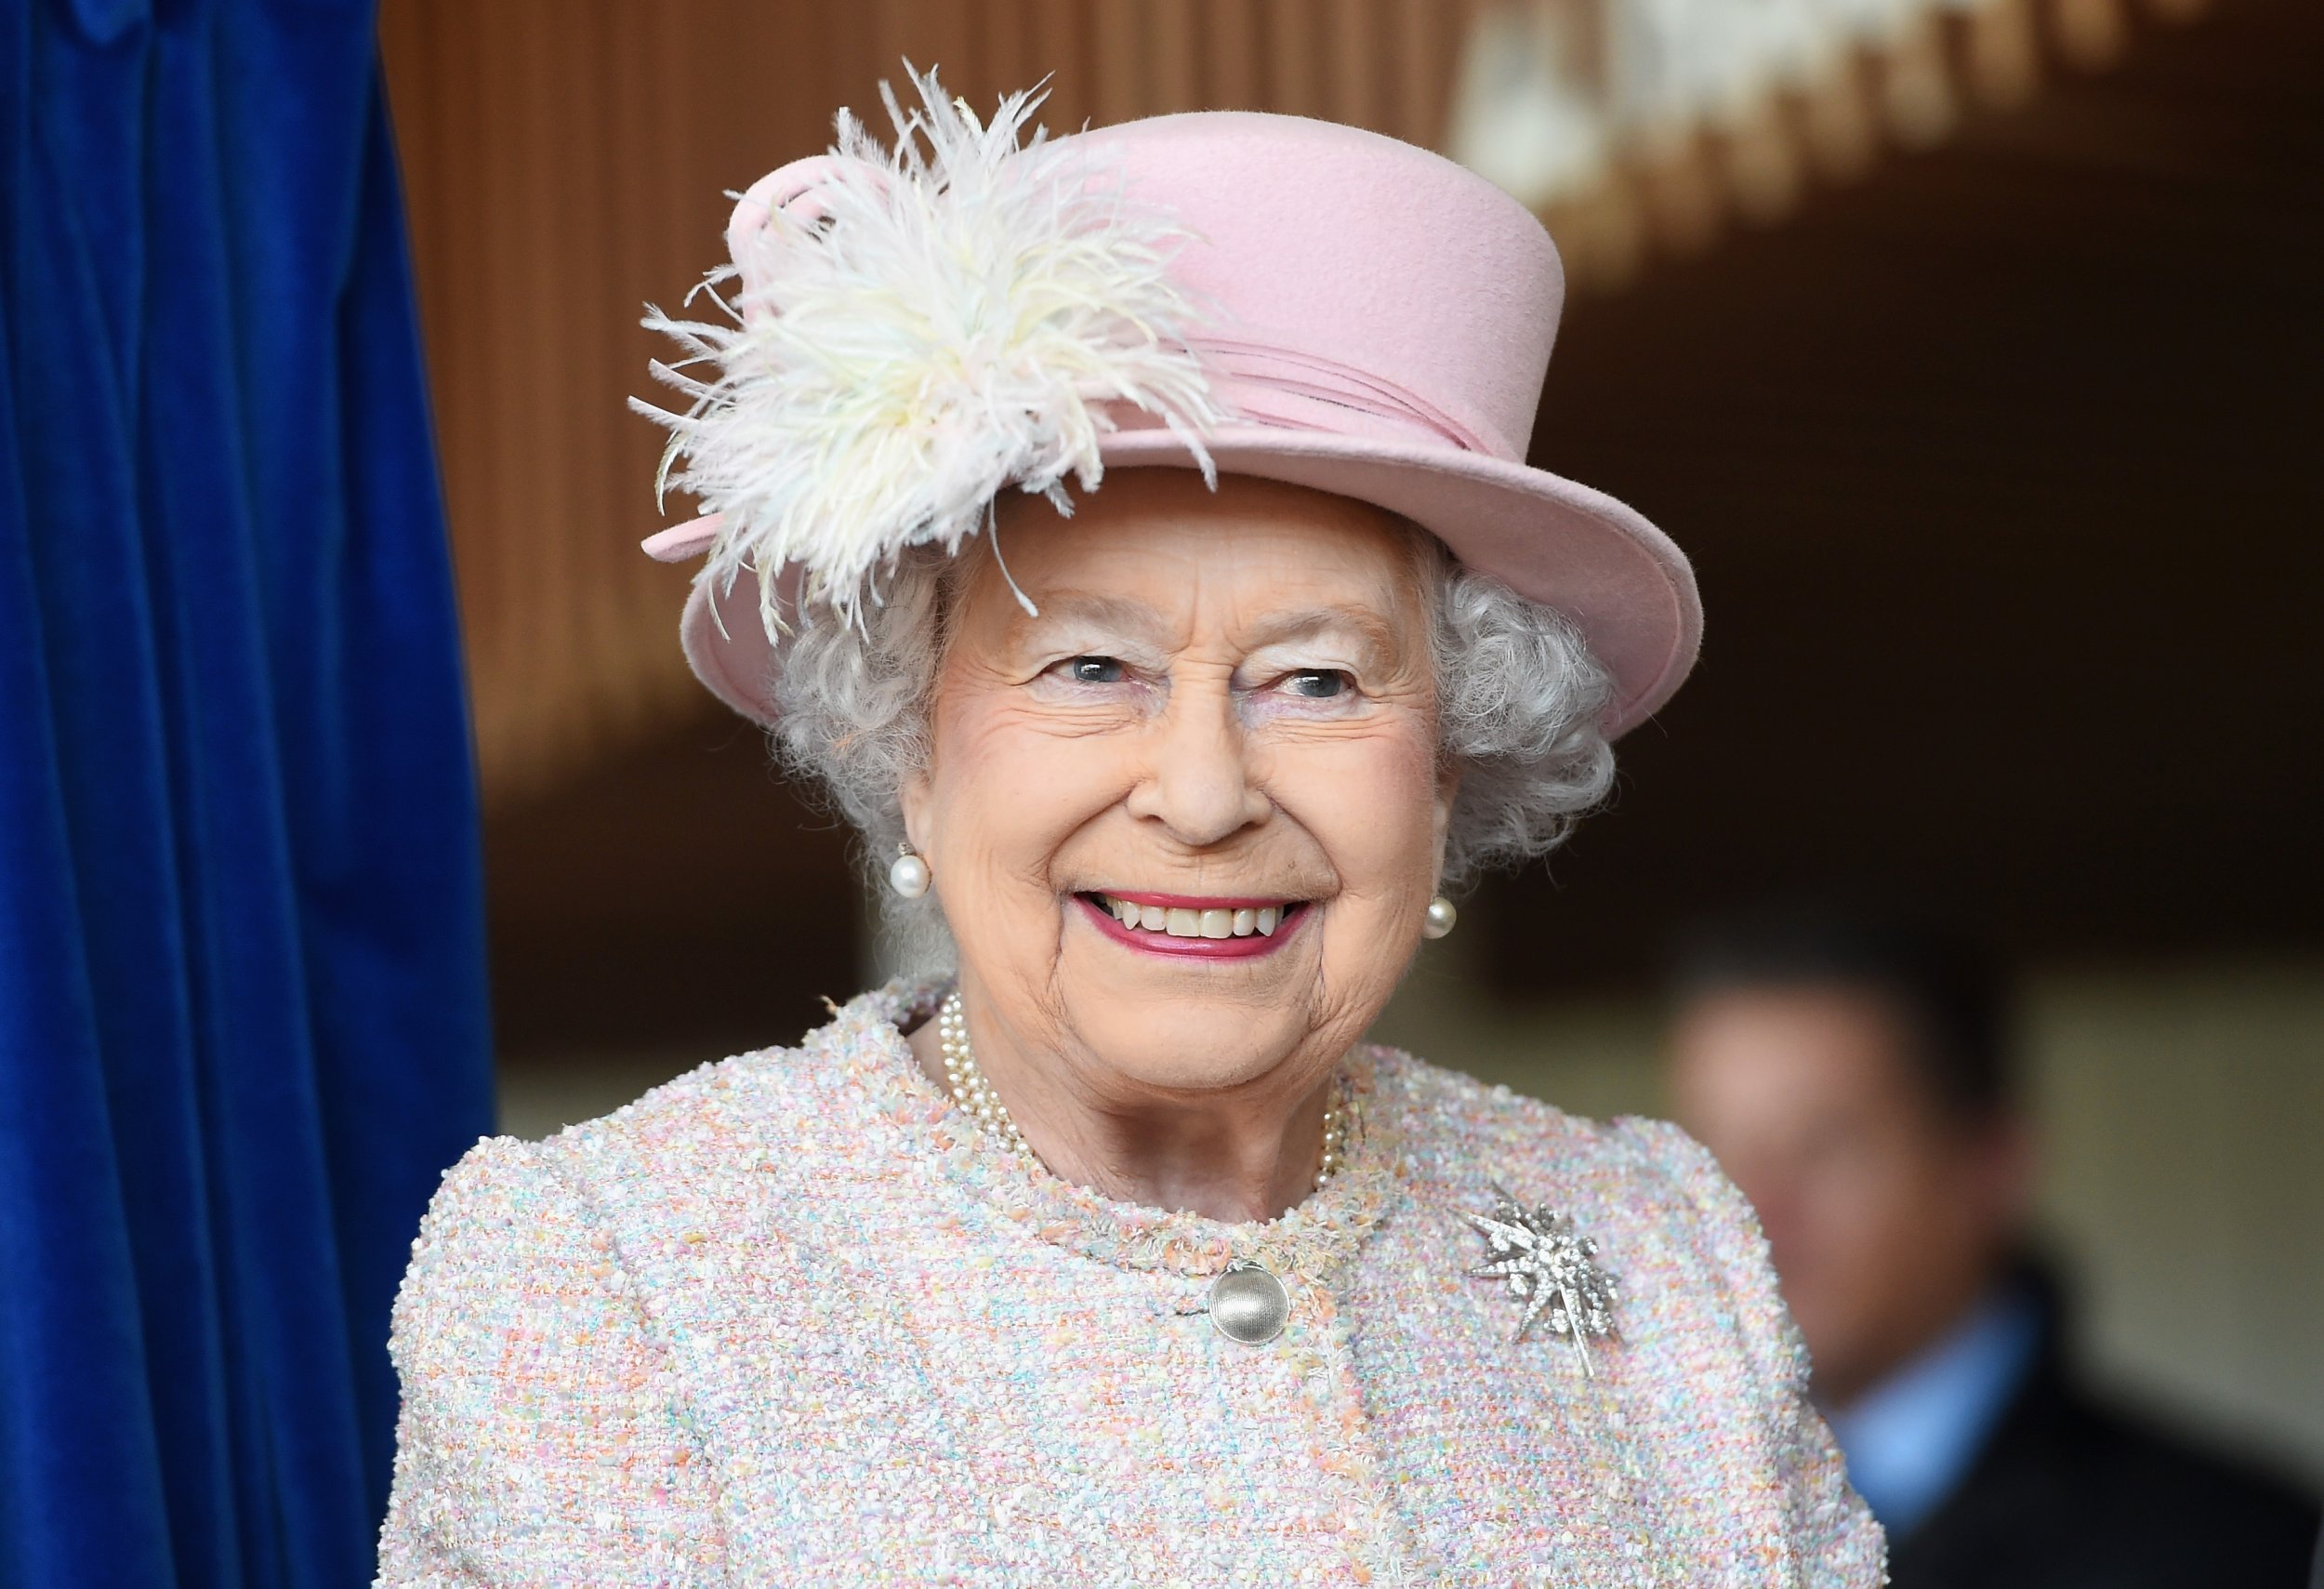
[1432, 763, 1459, 855]
[899, 767, 934, 859]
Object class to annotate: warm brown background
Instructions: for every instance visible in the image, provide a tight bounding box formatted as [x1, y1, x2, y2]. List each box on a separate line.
[1478, 0, 2324, 988]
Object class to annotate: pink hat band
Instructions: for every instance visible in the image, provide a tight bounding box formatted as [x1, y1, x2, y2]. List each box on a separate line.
[1150, 339, 1501, 457]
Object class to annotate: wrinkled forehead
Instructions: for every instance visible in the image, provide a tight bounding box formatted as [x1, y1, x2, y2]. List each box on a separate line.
[955, 471, 1437, 651]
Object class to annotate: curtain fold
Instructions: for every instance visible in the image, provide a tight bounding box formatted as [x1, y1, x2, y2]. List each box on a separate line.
[1, 2, 493, 1585]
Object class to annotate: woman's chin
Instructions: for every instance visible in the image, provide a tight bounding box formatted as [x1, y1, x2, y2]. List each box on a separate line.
[1067, 1010, 1318, 1096]
[1057, 960, 1323, 1093]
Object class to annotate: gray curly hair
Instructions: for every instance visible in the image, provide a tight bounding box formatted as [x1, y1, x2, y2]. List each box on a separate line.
[771, 521, 1616, 971]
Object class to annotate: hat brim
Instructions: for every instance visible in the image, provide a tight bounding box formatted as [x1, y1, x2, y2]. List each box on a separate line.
[679, 426, 1699, 739]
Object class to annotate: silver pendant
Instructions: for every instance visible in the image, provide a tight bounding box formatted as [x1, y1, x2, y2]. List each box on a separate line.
[1462, 1188, 1618, 1375]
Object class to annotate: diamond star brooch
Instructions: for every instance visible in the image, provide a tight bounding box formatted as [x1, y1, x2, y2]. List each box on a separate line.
[1462, 1188, 1618, 1375]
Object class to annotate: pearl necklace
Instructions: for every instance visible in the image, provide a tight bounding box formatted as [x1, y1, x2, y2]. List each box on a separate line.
[935, 991, 1351, 1190]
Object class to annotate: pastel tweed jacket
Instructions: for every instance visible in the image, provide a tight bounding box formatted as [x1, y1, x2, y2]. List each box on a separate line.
[376, 985, 1884, 1586]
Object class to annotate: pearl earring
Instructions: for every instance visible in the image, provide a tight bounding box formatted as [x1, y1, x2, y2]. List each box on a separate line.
[1422, 895, 1458, 939]
[888, 843, 931, 899]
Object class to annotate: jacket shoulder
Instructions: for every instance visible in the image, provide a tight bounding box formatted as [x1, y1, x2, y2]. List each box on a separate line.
[521, 1032, 837, 1197]
[1380, 1055, 1750, 1217]
[1376, 1053, 1885, 1581]
[379, 1135, 725, 1583]
[1915, 1361, 2321, 1586]
[1385, 1054, 1805, 1384]
[535, 987, 921, 1179]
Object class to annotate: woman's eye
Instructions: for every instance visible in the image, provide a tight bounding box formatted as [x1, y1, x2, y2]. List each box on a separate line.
[1060, 655, 1126, 684]
[1283, 669, 1351, 699]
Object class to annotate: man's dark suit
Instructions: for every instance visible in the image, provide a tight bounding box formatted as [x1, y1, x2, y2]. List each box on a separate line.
[1889, 1304, 2318, 1589]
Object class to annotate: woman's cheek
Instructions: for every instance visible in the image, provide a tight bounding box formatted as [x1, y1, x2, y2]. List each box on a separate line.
[942, 700, 1132, 877]
[1276, 723, 1442, 894]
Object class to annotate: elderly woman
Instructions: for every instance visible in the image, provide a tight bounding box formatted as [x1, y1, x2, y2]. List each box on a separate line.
[376, 76, 1882, 1586]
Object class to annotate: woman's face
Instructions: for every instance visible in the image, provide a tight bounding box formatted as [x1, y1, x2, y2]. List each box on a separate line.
[903, 470, 1452, 1107]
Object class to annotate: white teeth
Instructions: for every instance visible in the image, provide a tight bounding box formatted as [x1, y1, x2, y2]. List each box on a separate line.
[1096, 895, 1293, 938]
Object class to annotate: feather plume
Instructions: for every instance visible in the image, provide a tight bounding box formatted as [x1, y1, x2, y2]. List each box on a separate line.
[634, 67, 1227, 634]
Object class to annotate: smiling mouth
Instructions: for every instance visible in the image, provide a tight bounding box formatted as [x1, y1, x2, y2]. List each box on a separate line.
[1074, 891, 1311, 956]
[1082, 892, 1303, 939]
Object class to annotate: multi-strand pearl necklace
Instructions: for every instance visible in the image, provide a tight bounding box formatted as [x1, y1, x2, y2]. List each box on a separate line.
[935, 991, 1351, 1191]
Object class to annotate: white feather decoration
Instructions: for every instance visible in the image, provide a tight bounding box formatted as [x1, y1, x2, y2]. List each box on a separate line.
[634, 67, 1227, 634]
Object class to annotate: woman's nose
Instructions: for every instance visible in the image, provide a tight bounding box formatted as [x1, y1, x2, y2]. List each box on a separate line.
[1123, 680, 1271, 847]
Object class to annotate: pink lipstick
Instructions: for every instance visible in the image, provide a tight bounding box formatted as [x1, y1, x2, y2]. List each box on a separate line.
[1073, 892, 1309, 960]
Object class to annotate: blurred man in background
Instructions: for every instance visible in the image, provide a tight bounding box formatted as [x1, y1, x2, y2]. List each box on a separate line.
[1665, 906, 2318, 1587]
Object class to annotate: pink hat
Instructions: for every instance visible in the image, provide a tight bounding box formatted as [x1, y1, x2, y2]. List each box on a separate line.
[640, 86, 1699, 737]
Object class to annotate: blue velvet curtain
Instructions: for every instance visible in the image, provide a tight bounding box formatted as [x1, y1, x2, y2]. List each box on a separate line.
[0, 2, 493, 1585]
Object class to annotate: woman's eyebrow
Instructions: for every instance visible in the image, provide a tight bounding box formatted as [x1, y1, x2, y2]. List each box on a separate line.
[1244, 605, 1398, 666]
[1014, 591, 1172, 646]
